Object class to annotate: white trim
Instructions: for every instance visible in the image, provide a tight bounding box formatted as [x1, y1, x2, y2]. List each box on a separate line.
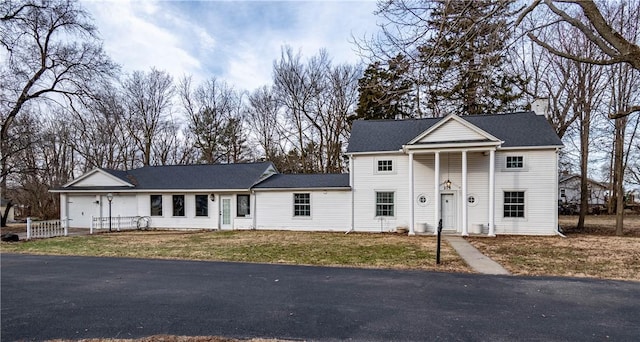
[292, 192, 312, 218]
[345, 150, 404, 156]
[51, 188, 252, 193]
[461, 150, 468, 236]
[374, 190, 396, 218]
[253, 187, 351, 192]
[404, 141, 502, 152]
[498, 145, 563, 150]
[489, 149, 495, 236]
[374, 157, 396, 174]
[503, 155, 527, 172]
[502, 189, 528, 221]
[434, 151, 440, 235]
[407, 114, 502, 145]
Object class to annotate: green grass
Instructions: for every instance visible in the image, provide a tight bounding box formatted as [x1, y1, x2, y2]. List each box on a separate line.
[0, 230, 469, 272]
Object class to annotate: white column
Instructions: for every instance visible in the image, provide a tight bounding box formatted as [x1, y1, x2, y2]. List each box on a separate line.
[409, 152, 415, 236]
[489, 149, 496, 236]
[461, 150, 468, 236]
[434, 151, 440, 235]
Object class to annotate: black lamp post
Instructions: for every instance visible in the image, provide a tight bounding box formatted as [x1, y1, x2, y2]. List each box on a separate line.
[107, 193, 113, 232]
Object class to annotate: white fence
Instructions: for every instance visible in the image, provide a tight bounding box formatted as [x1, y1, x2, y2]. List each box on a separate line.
[26, 217, 68, 240]
[90, 216, 150, 234]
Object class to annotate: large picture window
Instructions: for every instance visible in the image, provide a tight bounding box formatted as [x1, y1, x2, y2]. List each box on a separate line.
[376, 191, 395, 217]
[504, 191, 525, 218]
[293, 193, 311, 217]
[237, 194, 250, 217]
[173, 195, 185, 217]
[150, 195, 162, 216]
[195, 195, 208, 217]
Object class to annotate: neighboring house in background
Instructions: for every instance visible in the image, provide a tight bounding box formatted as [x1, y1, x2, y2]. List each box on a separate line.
[1, 198, 16, 223]
[53, 110, 563, 236]
[558, 174, 608, 210]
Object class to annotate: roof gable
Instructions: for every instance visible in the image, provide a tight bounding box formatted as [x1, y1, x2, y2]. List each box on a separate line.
[63, 168, 134, 188]
[408, 114, 499, 145]
[346, 111, 563, 153]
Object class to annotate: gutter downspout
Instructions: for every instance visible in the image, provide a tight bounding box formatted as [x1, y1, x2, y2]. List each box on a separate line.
[252, 190, 257, 230]
[553, 148, 566, 238]
[346, 154, 355, 234]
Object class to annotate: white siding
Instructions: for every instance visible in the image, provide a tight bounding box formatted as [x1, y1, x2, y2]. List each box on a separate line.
[99, 194, 137, 218]
[73, 172, 128, 187]
[352, 153, 410, 232]
[419, 120, 486, 143]
[141, 193, 219, 229]
[351, 149, 558, 235]
[254, 190, 351, 231]
[494, 150, 558, 235]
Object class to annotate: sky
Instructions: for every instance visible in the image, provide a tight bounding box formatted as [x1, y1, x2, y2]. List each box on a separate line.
[82, 0, 380, 92]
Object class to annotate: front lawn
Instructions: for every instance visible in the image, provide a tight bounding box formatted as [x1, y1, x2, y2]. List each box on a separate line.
[1, 230, 469, 273]
[467, 215, 640, 281]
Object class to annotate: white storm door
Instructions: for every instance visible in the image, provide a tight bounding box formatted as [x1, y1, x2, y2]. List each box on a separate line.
[220, 196, 232, 229]
[441, 193, 455, 231]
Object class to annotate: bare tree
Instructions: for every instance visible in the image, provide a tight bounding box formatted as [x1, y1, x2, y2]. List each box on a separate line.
[179, 76, 245, 164]
[121, 68, 175, 166]
[518, 0, 640, 119]
[273, 46, 359, 173]
[246, 86, 285, 162]
[0, 0, 115, 226]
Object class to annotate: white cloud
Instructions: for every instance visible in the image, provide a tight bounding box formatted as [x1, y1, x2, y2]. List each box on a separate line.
[82, 0, 379, 91]
[83, 0, 202, 78]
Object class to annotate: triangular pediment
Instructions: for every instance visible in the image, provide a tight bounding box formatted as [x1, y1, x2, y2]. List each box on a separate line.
[63, 168, 134, 188]
[408, 114, 500, 145]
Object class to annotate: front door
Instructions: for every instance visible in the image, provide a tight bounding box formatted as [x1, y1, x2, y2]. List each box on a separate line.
[220, 196, 232, 230]
[441, 193, 456, 231]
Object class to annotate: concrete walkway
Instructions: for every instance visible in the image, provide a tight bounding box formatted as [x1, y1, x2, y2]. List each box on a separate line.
[444, 235, 510, 275]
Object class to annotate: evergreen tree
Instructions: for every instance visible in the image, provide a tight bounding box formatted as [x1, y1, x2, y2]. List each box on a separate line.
[419, 0, 525, 115]
[353, 54, 414, 120]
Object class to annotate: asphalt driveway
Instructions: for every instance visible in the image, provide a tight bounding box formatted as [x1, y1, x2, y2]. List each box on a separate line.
[1, 254, 639, 341]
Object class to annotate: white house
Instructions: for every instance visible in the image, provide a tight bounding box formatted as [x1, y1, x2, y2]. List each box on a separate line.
[558, 174, 608, 207]
[53, 110, 563, 235]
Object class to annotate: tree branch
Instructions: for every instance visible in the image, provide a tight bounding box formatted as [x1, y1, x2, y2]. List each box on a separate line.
[609, 105, 640, 120]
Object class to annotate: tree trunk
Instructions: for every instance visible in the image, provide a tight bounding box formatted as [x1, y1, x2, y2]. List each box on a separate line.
[614, 117, 625, 236]
[1, 201, 13, 227]
[577, 113, 589, 230]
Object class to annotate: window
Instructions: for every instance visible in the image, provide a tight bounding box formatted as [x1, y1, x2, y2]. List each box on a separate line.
[504, 191, 525, 218]
[560, 189, 566, 197]
[293, 193, 311, 217]
[237, 194, 250, 217]
[376, 192, 395, 217]
[150, 195, 162, 216]
[506, 156, 524, 169]
[173, 195, 185, 217]
[195, 195, 208, 217]
[377, 160, 393, 172]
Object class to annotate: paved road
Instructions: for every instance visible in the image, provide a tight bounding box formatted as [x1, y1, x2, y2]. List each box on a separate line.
[1, 254, 639, 341]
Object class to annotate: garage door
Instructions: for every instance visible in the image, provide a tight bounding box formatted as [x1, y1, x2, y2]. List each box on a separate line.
[67, 195, 98, 228]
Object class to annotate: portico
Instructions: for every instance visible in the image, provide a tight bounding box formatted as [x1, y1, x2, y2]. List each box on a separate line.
[403, 114, 503, 236]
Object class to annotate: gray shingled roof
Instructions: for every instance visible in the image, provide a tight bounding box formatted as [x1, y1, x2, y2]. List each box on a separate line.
[84, 162, 276, 190]
[347, 111, 563, 153]
[254, 174, 350, 189]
